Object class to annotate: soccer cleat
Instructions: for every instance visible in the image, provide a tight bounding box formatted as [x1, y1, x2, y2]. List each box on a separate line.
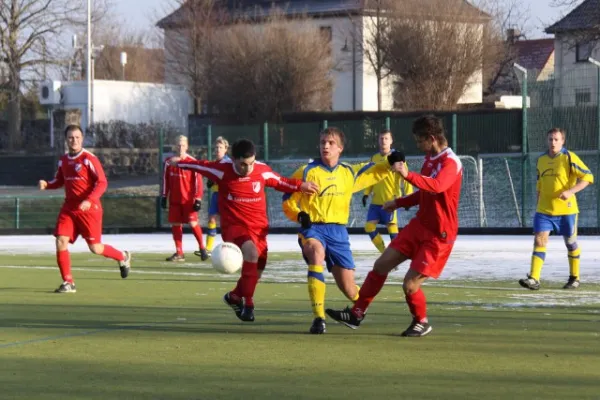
[223, 292, 244, 321]
[194, 248, 210, 261]
[119, 251, 131, 279]
[563, 275, 580, 289]
[309, 317, 326, 334]
[54, 281, 76, 293]
[166, 253, 186, 262]
[401, 319, 432, 337]
[240, 306, 255, 322]
[518, 275, 540, 290]
[325, 306, 362, 330]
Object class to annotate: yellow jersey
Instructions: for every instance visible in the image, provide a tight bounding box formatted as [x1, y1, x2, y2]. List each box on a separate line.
[363, 152, 413, 204]
[282, 158, 392, 225]
[536, 148, 594, 215]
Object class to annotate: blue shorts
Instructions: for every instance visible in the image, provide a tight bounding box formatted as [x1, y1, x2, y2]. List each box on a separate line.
[533, 213, 577, 237]
[299, 224, 354, 272]
[366, 204, 397, 225]
[208, 192, 219, 215]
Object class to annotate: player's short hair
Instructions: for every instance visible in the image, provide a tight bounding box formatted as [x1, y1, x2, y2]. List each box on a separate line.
[215, 136, 229, 149]
[379, 129, 393, 138]
[412, 115, 447, 145]
[320, 127, 346, 147]
[176, 135, 188, 144]
[64, 124, 83, 137]
[547, 127, 566, 139]
[231, 139, 256, 159]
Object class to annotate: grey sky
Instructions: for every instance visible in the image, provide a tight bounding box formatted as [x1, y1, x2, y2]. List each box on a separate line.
[116, 0, 569, 39]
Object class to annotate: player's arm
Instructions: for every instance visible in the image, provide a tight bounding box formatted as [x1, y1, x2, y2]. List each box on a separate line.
[570, 152, 594, 187]
[281, 166, 306, 222]
[41, 160, 64, 190]
[400, 171, 414, 196]
[351, 160, 394, 193]
[162, 160, 171, 198]
[262, 168, 318, 194]
[393, 191, 420, 209]
[86, 156, 108, 202]
[403, 157, 461, 193]
[175, 159, 225, 183]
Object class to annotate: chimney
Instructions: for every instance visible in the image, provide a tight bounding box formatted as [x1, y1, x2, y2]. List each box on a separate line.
[506, 28, 521, 44]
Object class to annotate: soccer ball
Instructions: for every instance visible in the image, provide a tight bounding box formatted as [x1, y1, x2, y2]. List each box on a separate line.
[211, 242, 243, 274]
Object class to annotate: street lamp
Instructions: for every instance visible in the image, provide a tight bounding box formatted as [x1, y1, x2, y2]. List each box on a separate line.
[120, 52, 127, 80]
[513, 62, 528, 227]
[587, 57, 600, 226]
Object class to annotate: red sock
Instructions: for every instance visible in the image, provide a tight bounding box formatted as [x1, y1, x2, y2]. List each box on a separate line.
[56, 250, 73, 283]
[352, 270, 388, 318]
[171, 225, 183, 254]
[191, 225, 205, 249]
[232, 261, 258, 306]
[102, 244, 125, 261]
[406, 288, 427, 323]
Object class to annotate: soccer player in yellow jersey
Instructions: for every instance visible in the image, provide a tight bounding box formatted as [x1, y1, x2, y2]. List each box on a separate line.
[282, 127, 404, 334]
[519, 128, 594, 290]
[205, 137, 230, 256]
[362, 129, 413, 252]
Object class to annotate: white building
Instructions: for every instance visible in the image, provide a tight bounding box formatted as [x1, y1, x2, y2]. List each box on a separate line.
[157, 0, 487, 112]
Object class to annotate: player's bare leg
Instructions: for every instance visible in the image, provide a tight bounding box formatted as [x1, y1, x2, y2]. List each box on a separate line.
[331, 267, 359, 302]
[401, 269, 432, 337]
[224, 240, 259, 322]
[190, 221, 209, 261]
[167, 223, 185, 261]
[88, 243, 131, 279]
[303, 239, 328, 334]
[54, 236, 76, 293]
[520, 231, 549, 290]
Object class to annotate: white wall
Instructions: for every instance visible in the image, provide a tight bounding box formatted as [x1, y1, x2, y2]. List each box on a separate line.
[61, 80, 191, 131]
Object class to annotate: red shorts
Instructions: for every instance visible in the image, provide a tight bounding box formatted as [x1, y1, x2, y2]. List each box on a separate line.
[54, 205, 103, 245]
[168, 203, 198, 224]
[221, 225, 268, 270]
[389, 219, 454, 279]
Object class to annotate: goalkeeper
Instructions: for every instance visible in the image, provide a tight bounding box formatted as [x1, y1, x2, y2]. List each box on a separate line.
[282, 127, 405, 334]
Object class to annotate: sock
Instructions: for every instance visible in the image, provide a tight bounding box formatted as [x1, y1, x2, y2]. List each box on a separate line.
[307, 264, 326, 318]
[388, 224, 399, 240]
[102, 245, 125, 262]
[350, 284, 360, 302]
[352, 270, 388, 318]
[191, 225, 205, 249]
[232, 261, 259, 306]
[406, 288, 428, 323]
[530, 246, 546, 280]
[567, 243, 581, 278]
[57, 249, 73, 283]
[365, 222, 385, 253]
[206, 221, 217, 251]
[172, 225, 183, 254]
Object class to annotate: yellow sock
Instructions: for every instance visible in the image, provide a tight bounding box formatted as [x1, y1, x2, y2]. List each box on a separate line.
[206, 221, 217, 251]
[307, 265, 326, 319]
[530, 246, 546, 280]
[568, 247, 581, 278]
[350, 285, 360, 302]
[365, 222, 385, 253]
[388, 224, 399, 240]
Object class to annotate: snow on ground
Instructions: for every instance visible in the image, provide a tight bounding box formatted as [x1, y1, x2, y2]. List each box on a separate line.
[1, 234, 600, 284]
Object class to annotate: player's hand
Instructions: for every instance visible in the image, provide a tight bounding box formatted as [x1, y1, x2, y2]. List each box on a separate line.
[38, 180, 47, 190]
[392, 161, 409, 178]
[169, 157, 181, 165]
[559, 190, 574, 201]
[362, 195, 368, 207]
[193, 199, 202, 211]
[297, 211, 312, 229]
[79, 200, 92, 211]
[300, 181, 319, 194]
[206, 180, 214, 189]
[383, 200, 398, 212]
[387, 150, 405, 165]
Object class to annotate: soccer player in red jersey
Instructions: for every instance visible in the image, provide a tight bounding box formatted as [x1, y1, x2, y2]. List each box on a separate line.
[326, 115, 463, 337]
[170, 139, 319, 321]
[161, 135, 209, 262]
[38, 125, 131, 293]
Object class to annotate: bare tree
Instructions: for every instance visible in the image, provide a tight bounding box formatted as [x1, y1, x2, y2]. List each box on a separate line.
[385, 0, 490, 110]
[208, 11, 334, 121]
[0, 0, 110, 150]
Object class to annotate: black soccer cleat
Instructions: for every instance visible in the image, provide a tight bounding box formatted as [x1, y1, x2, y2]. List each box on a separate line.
[518, 275, 540, 290]
[400, 319, 433, 337]
[194, 248, 210, 261]
[166, 253, 185, 262]
[119, 251, 131, 279]
[309, 317, 327, 334]
[563, 275, 580, 289]
[240, 306, 255, 322]
[54, 281, 76, 293]
[325, 306, 362, 330]
[223, 292, 244, 321]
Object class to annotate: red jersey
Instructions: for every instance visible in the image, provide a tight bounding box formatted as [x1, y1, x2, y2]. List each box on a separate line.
[46, 149, 108, 210]
[162, 154, 202, 204]
[177, 158, 303, 231]
[395, 147, 463, 241]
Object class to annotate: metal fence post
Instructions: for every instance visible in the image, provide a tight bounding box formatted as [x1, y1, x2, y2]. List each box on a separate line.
[14, 197, 20, 229]
[263, 122, 269, 161]
[514, 63, 528, 228]
[207, 124, 213, 161]
[385, 116, 390, 130]
[156, 128, 164, 229]
[322, 120, 328, 130]
[452, 113, 457, 151]
[589, 58, 600, 227]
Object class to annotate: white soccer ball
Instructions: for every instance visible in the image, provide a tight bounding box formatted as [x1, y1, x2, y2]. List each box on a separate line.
[211, 242, 243, 274]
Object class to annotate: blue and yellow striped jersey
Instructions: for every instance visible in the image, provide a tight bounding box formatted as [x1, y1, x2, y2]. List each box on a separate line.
[363, 152, 413, 204]
[536, 148, 594, 215]
[210, 155, 231, 193]
[282, 158, 392, 225]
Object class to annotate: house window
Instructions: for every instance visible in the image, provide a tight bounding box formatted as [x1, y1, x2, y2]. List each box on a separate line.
[576, 41, 594, 62]
[575, 88, 591, 105]
[319, 26, 332, 42]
